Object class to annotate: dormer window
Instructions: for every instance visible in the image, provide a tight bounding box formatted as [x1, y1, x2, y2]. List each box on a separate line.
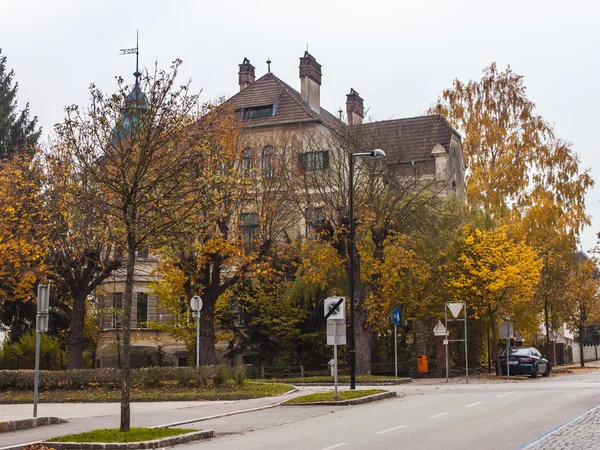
[240, 105, 274, 120]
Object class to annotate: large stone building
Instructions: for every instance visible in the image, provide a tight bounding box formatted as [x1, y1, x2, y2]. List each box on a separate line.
[95, 51, 465, 368]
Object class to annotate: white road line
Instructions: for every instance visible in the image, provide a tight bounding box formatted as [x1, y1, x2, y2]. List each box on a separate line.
[319, 443, 348, 450]
[376, 425, 407, 434]
[466, 401, 483, 408]
[497, 391, 516, 398]
[428, 412, 449, 419]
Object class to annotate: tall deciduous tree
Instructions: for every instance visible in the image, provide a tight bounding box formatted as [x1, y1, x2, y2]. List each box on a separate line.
[450, 227, 542, 371]
[0, 152, 47, 341]
[56, 60, 206, 431]
[436, 63, 593, 359]
[565, 255, 600, 368]
[0, 49, 41, 159]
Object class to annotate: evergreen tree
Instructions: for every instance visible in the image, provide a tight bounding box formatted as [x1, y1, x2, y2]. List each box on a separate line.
[0, 49, 41, 158]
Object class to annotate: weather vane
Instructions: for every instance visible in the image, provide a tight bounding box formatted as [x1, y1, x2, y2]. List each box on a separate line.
[119, 31, 141, 87]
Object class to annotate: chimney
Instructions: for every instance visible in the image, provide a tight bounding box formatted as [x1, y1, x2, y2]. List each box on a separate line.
[299, 51, 322, 112]
[238, 57, 255, 91]
[346, 88, 364, 125]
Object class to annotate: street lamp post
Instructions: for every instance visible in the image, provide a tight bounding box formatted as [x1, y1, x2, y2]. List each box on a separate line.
[349, 149, 385, 390]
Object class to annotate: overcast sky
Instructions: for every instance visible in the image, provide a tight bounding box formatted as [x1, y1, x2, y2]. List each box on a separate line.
[2, 0, 599, 251]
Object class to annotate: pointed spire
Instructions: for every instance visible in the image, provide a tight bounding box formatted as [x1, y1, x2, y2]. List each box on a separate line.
[133, 30, 141, 88]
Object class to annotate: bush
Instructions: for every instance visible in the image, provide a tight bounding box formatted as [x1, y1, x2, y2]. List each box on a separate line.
[0, 365, 243, 390]
[215, 365, 231, 386]
[138, 367, 162, 388]
[232, 365, 246, 386]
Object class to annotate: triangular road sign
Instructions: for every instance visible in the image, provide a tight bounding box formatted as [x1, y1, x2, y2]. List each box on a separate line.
[433, 320, 447, 336]
[448, 302, 463, 318]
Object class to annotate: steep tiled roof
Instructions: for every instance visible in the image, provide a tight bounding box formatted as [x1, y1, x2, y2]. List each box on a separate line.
[227, 73, 458, 163]
[350, 115, 459, 165]
[227, 73, 345, 133]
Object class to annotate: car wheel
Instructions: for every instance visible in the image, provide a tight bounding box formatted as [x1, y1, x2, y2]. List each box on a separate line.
[531, 364, 538, 378]
[542, 364, 551, 377]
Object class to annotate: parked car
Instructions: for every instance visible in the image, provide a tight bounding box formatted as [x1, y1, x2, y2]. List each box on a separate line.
[499, 347, 551, 378]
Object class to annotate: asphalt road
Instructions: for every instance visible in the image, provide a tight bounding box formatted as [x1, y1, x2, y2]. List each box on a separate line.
[177, 370, 600, 450]
[2, 368, 600, 450]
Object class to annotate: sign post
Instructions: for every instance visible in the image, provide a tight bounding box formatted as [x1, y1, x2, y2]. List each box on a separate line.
[443, 302, 468, 383]
[325, 297, 345, 399]
[500, 318, 513, 380]
[34, 284, 50, 418]
[391, 308, 401, 377]
[190, 296, 203, 369]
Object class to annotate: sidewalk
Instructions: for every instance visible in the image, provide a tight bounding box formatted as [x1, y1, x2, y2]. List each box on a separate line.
[0, 388, 311, 449]
[523, 404, 600, 449]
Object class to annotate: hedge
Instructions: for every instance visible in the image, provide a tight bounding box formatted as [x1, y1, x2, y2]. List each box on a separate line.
[0, 365, 246, 390]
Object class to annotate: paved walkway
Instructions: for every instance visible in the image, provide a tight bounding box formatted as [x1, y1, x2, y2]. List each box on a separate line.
[0, 388, 309, 449]
[524, 404, 600, 449]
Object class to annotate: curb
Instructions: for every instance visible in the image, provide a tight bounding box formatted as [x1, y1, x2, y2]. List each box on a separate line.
[290, 379, 412, 386]
[153, 387, 298, 429]
[0, 418, 67, 434]
[283, 391, 397, 406]
[40, 430, 215, 450]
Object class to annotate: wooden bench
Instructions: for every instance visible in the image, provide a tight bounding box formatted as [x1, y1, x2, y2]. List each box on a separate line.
[260, 365, 306, 378]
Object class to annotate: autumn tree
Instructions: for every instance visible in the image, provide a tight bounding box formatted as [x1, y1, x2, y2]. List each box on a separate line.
[564, 254, 600, 368]
[280, 124, 455, 374]
[449, 226, 542, 371]
[0, 152, 47, 341]
[55, 60, 207, 431]
[41, 144, 123, 368]
[0, 49, 41, 159]
[436, 63, 593, 357]
[152, 111, 301, 365]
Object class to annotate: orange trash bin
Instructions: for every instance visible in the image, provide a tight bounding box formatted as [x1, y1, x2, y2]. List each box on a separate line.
[417, 355, 428, 373]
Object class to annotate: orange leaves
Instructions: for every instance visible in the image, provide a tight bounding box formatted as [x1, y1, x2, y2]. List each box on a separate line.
[449, 227, 541, 327]
[0, 152, 48, 302]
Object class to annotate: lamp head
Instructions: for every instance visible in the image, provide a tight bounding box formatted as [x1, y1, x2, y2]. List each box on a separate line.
[372, 149, 386, 157]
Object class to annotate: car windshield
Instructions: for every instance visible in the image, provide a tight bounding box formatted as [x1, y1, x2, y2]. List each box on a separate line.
[502, 348, 531, 356]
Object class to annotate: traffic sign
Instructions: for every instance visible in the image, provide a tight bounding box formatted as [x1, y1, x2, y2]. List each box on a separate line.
[448, 302, 463, 318]
[391, 308, 401, 326]
[190, 296, 203, 313]
[324, 297, 345, 321]
[433, 320, 447, 336]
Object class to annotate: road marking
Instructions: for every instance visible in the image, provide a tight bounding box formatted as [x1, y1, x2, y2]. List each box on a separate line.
[319, 444, 348, 450]
[428, 412, 449, 419]
[497, 391, 516, 398]
[466, 401, 483, 408]
[376, 425, 407, 434]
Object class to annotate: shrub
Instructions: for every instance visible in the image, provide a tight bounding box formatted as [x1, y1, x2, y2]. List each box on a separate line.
[232, 365, 246, 386]
[215, 365, 231, 386]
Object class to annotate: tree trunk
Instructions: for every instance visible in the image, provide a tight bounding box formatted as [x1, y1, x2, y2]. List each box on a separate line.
[68, 292, 86, 369]
[120, 239, 136, 432]
[352, 253, 371, 375]
[489, 310, 500, 375]
[579, 325, 585, 368]
[200, 297, 217, 365]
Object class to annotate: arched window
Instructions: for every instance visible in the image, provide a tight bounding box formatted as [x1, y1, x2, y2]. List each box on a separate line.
[262, 145, 277, 178]
[242, 147, 253, 174]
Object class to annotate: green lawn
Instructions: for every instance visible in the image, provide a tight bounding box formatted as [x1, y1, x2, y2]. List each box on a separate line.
[2, 381, 291, 403]
[48, 427, 194, 443]
[284, 389, 387, 404]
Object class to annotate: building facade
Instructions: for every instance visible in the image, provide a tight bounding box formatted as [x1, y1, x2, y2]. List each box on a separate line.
[95, 51, 465, 368]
